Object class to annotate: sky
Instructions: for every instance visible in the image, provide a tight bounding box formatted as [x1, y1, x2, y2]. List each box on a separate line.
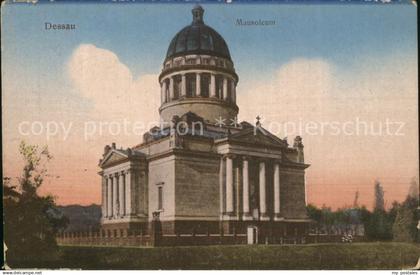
[2, 2, 418, 209]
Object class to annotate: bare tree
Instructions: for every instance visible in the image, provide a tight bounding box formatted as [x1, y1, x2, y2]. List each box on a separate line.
[353, 190, 359, 208]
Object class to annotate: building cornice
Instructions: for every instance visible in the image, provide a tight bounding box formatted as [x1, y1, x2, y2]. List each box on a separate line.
[146, 147, 220, 162]
[159, 97, 239, 114]
[214, 137, 285, 151]
[159, 64, 238, 83]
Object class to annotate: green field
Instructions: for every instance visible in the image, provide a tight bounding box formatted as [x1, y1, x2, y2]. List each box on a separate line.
[8, 242, 420, 270]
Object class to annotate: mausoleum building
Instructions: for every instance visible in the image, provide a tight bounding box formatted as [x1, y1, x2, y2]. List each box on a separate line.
[97, 5, 311, 245]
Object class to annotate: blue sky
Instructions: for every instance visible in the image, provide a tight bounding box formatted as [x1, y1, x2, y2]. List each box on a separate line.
[2, 3, 417, 83]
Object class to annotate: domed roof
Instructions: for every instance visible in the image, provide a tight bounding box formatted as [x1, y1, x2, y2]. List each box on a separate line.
[165, 5, 232, 61]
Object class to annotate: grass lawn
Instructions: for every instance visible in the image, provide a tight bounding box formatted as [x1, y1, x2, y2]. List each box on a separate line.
[8, 242, 420, 270]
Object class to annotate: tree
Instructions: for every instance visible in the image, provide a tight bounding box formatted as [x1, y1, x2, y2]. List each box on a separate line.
[397, 179, 419, 242]
[363, 181, 393, 240]
[374, 180, 385, 211]
[353, 191, 359, 208]
[392, 205, 414, 242]
[407, 177, 419, 200]
[3, 141, 68, 266]
[362, 209, 393, 240]
[306, 204, 322, 224]
[320, 206, 335, 234]
[390, 178, 419, 243]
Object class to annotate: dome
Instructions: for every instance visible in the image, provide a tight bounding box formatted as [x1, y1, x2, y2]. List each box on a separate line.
[165, 5, 232, 61]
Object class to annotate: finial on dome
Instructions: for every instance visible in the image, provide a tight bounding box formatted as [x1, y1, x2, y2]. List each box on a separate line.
[192, 4, 204, 24]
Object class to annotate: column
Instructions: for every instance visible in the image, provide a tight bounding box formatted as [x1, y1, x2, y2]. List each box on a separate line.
[231, 80, 236, 103]
[107, 176, 113, 218]
[137, 172, 144, 215]
[196, 73, 201, 96]
[169, 77, 174, 100]
[242, 157, 251, 220]
[259, 161, 268, 219]
[101, 176, 106, 218]
[161, 81, 167, 103]
[125, 169, 132, 216]
[119, 172, 125, 217]
[140, 171, 148, 216]
[235, 165, 241, 219]
[225, 155, 234, 214]
[274, 162, 281, 218]
[113, 173, 118, 218]
[130, 170, 137, 215]
[181, 74, 187, 97]
[223, 77, 228, 100]
[219, 157, 225, 217]
[210, 74, 216, 97]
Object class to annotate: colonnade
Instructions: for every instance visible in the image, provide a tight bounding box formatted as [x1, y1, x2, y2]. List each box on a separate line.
[221, 155, 282, 221]
[160, 72, 236, 104]
[102, 170, 134, 219]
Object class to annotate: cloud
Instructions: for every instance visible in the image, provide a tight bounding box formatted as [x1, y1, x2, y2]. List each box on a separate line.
[238, 58, 335, 124]
[239, 55, 417, 135]
[238, 56, 418, 208]
[68, 44, 160, 124]
[9, 44, 164, 205]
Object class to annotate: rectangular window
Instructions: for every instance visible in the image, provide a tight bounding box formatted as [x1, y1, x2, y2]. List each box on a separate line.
[187, 75, 196, 97]
[186, 58, 196, 65]
[174, 59, 182, 66]
[158, 186, 163, 210]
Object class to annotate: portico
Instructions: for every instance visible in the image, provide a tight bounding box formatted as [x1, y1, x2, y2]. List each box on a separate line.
[99, 144, 148, 228]
[102, 170, 130, 219]
[217, 146, 284, 222]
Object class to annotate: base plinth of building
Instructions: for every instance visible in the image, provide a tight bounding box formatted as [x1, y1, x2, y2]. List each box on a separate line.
[259, 215, 270, 221]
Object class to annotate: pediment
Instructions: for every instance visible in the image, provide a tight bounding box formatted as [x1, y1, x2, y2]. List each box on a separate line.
[99, 150, 128, 168]
[227, 127, 286, 148]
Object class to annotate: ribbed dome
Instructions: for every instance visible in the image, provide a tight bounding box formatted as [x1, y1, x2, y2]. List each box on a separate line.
[165, 5, 232, 61]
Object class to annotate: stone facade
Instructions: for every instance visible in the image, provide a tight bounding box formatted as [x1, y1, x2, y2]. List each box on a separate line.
[95, 5, 311, 246]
